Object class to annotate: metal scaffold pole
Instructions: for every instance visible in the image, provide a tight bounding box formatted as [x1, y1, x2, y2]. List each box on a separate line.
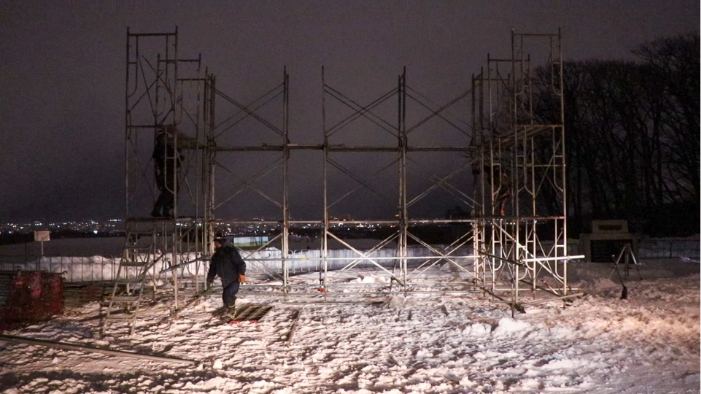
[398, 68, 408, 291]
[321, 66, 329, 292]
[282, 67, 290, 291]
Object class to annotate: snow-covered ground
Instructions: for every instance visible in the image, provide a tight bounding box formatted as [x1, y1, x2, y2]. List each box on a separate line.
[0, 259, 699, 393]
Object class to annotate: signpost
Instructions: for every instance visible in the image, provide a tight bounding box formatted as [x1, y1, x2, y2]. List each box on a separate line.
[33, 231, 50, 257]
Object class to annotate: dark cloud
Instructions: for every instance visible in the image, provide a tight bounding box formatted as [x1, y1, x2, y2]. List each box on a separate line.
[1, 0, 698, 221]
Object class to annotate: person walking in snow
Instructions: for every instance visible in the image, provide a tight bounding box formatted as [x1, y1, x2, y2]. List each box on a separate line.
[207, 234, 246, 316]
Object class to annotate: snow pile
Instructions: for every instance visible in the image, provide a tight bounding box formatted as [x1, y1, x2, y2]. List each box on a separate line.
[461, 322, 491, 338]
[353, 274, 391, 284]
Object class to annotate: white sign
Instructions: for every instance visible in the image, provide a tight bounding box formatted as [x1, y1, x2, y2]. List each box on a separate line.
[34, 230, 50, 242]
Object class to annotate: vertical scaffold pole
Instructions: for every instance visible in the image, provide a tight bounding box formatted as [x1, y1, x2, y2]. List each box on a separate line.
[398, 68, 408, 291]
[282, 67, 290, 291]
[321, 66, 329, 292]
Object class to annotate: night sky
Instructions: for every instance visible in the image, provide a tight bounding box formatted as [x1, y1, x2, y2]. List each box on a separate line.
[1, 1, 698, 222]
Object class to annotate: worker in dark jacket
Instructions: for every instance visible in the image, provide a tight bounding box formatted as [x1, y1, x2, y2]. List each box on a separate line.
[207, 234, 246, 315]
[151, 128, 183, 218]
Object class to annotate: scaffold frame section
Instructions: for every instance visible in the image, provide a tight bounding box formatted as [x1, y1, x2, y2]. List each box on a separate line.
[121, 29, 578, 317]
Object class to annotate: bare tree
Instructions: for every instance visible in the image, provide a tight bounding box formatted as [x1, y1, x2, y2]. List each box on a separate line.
[532, 33, 699, 236]
[634, 33, 700, 205]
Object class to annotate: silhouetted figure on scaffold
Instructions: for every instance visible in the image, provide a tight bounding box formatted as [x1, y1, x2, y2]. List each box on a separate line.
[151, 126, 183, 218]
[495, 173, 511, 217]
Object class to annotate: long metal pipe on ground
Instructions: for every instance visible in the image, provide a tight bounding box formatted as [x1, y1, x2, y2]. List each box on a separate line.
[0, 334, 195, 365]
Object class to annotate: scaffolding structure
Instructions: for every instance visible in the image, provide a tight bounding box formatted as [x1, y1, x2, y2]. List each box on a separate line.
[203, 67, 292, 285]
[471, 30, 579, 304]
[112, 28, 579, 333]
[317, 66, 479, 293]
[105, 29, 211, 333]
[207, 64, 480, 294]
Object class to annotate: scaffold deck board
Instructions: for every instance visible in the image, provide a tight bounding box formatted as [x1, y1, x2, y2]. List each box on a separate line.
[226, 304, 273, 323]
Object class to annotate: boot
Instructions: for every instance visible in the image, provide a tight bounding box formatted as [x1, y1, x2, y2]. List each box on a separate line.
[225, 302, 237, 320]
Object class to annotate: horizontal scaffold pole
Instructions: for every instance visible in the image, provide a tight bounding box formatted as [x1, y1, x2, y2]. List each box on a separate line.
[0, 335, 195, 366]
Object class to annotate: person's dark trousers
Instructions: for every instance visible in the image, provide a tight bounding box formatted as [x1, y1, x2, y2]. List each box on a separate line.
[222, 281, 240, 308]
[152, 175, 178, 217]
[152, 190, 174, 217]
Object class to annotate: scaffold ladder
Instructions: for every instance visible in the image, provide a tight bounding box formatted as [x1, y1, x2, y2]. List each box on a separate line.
[101, 220, 160, 336]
